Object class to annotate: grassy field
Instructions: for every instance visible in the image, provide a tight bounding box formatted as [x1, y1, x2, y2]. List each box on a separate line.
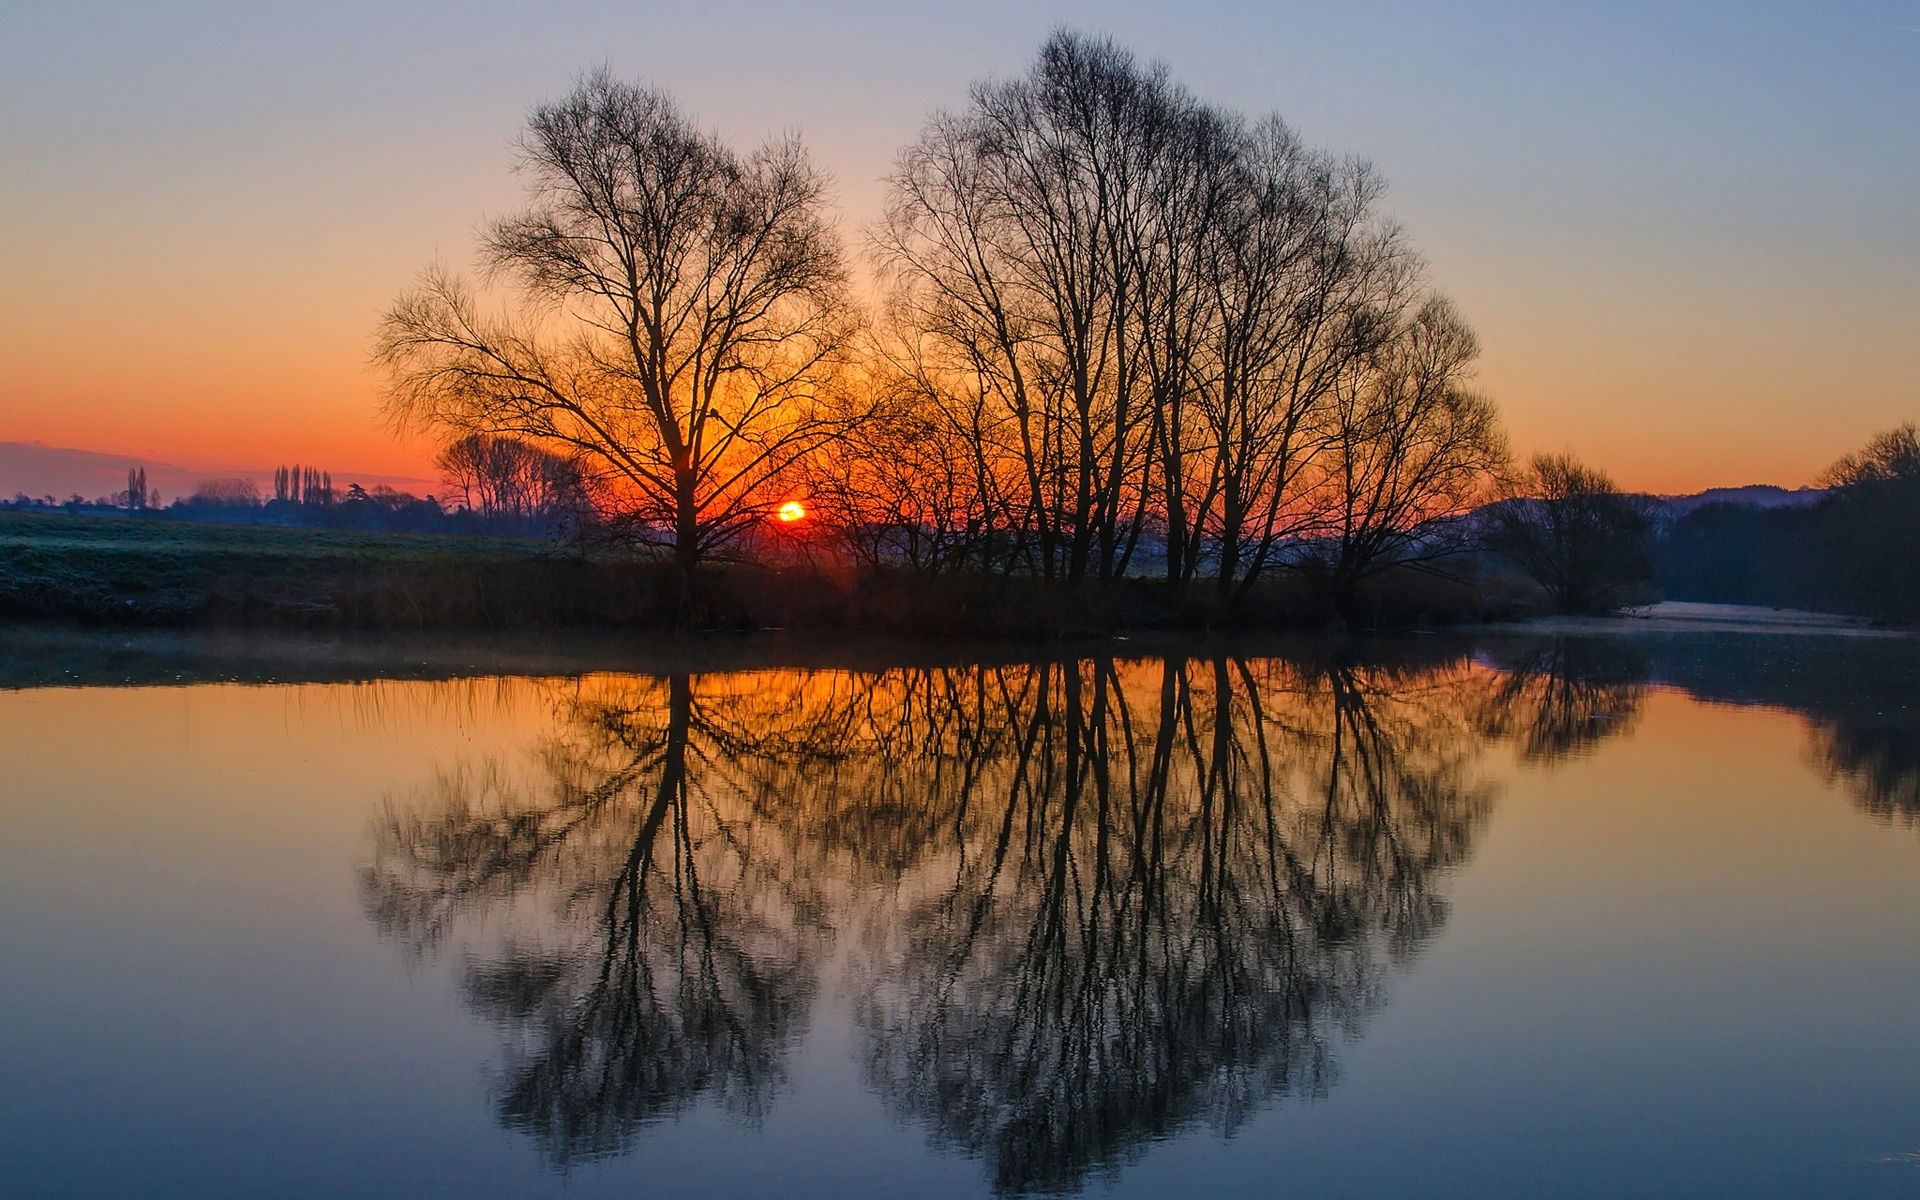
[0, 509, 1525, 633]
[0, 511, 667, 628]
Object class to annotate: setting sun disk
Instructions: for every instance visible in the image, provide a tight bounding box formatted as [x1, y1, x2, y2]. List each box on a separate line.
[777, 501, 806, 522]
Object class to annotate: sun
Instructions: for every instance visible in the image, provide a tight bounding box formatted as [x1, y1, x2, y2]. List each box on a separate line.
[777, 501, 806, 523]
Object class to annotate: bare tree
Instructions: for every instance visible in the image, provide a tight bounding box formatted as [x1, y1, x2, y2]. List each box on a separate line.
[376, 69, 857, 570]
[1297, 297, 1509, 621]
[1486, 452, 1656, 614]
[876, 32, 1505, 612]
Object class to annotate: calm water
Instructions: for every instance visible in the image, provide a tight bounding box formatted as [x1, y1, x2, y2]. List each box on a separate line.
[2, 631, 1917, 1199]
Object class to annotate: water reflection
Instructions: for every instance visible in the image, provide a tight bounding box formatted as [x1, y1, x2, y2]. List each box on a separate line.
[1474, 638, 1648, 764]
[1633, 636, 1920, 828]
[1814, 724, 1920, 827]
[364, 674, 826, 1165]
[360, 638, 1779, 1192]
[851, 656, 1494, 1194]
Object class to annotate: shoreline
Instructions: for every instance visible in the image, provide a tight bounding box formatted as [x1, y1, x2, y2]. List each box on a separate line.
[1471, 600, 1912, 639]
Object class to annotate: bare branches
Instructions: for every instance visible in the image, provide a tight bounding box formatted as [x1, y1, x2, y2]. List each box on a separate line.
[1484, 453, 1656, 614]
[375, 70, 857, 569]
[872, 32, 1507, 608]
[1294, 296, 1509, 616]
[374, 41, 1508, 616]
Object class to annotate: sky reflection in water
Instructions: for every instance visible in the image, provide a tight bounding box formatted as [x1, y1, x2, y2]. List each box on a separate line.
[1, 633, 1917, 1198]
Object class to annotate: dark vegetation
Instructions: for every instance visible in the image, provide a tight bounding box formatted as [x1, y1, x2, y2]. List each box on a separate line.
[1659, 424, 1920, 624]
[1484, 453, 1657, 614]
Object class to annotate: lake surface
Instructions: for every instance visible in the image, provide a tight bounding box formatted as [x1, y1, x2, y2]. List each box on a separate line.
[2, 629, 1917, 1198]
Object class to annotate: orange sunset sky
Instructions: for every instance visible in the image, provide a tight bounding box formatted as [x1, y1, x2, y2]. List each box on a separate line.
[2, 1, 1915, 495]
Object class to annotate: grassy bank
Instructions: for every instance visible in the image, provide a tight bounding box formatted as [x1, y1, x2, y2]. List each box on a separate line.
[0, 511, 1525, 634]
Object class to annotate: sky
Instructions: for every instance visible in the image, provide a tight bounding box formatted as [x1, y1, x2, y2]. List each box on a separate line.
[1, 0, 1915, 494]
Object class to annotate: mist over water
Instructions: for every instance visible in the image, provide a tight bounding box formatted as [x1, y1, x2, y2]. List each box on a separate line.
[2, 632, 1917, 1198]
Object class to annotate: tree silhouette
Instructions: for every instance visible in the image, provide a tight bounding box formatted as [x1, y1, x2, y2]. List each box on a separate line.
[1486, 453, 1656, 614]
[376, 70, 859, 570]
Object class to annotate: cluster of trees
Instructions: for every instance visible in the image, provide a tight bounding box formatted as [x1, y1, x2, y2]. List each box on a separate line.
[375, 35, 1511, 615]
[1482, 453, 1657, 615]
[164, 447, 586, 537]
[272, 464, 334, 506]
[188, 478, 263, 508]
[119, 467, 159, 511]
[824, 37, 1506, 608]
[358, 33, 1909, 624]
[1660, 423, 1920, 623]
[173, 473, 465, 533]
[433, 434, 589, 533]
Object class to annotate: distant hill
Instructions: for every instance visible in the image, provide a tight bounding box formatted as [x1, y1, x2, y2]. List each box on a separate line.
[1650, 484, 1825, 516]
[0, 440, 437, 504]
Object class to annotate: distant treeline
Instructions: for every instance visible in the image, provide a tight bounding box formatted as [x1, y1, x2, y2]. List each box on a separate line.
[2, 436, 585, 539]
[1659, 426, 1920, 623]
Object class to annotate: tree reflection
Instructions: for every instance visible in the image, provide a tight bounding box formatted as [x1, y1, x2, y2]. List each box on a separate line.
[362, 673, 824, 1166]
[1813, 723, 1920, 827]
[1473, 637, 1647, 764]
[362, 649, 1507, 1191]
[848, 654, 1494, 1194]
[1620, 636, 1920, 831]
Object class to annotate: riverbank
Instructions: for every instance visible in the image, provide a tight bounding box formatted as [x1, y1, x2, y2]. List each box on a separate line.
[1477, 600, 1912, 639]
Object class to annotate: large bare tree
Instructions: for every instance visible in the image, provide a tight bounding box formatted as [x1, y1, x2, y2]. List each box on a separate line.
[375, 69, 856, 568]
